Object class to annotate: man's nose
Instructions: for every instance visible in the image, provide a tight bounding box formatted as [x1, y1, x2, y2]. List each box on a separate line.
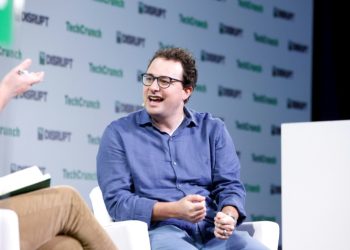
[149, 78, 160, 90]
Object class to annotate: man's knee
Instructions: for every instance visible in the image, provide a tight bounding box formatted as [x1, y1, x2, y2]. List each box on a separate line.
[54, 186, 81, 201]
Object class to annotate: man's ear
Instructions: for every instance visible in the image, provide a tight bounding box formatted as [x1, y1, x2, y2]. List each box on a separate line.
[183, 86, 193, 99]
[183, 86, 193, 103]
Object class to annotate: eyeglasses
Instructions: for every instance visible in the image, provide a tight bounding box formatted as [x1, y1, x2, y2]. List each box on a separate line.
[141, 73, 183, 89]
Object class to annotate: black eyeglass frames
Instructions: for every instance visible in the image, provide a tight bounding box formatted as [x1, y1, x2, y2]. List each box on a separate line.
[141, 73, 183, 89]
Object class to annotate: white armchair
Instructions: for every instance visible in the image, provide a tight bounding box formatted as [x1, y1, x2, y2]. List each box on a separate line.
[90, 186, 280, 250]
[89, 187, 151, 250]
[0, 209, 20, 250]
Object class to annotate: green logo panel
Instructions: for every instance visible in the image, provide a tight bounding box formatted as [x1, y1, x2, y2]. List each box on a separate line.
[0, 0, 13, 45]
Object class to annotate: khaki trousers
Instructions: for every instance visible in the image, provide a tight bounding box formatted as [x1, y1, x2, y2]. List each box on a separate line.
[0, 186, 117, 250]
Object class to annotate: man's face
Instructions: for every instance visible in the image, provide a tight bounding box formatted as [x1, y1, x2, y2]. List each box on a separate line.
[143, 57, 192, 120]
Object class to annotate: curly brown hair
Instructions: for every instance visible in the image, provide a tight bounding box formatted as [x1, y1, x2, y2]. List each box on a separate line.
[147, 47, 198, 92]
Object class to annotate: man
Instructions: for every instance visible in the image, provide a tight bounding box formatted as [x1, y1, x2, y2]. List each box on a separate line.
[97, 48, 267, 249]
[0, 60, 117, 250]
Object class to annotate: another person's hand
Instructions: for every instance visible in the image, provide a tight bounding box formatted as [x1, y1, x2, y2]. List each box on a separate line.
[174, 194, 206, 223]
[214, 211, 237, 240]
[0, 58, 44, 111]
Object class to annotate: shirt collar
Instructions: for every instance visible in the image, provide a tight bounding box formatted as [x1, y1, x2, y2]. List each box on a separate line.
[137, 109, 152, 126]
[137, 107, 198, 127]
[183, 107, 198, 127]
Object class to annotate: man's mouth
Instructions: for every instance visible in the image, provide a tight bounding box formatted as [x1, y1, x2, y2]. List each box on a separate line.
[148, 96, 164, 102]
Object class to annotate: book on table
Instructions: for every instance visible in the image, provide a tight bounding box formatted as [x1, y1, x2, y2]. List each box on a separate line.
[0, 165, 51, 199]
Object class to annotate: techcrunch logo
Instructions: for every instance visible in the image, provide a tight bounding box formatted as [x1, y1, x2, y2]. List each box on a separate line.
[270, 184, 281, 195]
[0, 126, 20, 137]
[201, 50, 225, 64]
[271, 124, 281, 136]
[287, 98, 307, 110]
[236, 59, 262, 73]
[254, 32, 279, 47]
[218, 85, 242, 98]
[14, 90, 48, 102]
[251, 214, 276, 222]
[116, 31, 145, 47]
[65, 95, 100, 109]
[159, 42, 175, 49]
[235, 121, 261, 133]
[63, 168, 97, 181]
[179, 14, 208, 29]
[252, 153, 277, 164]
[115, 101, 143, 113]
[0, 46, 22, 59]
[244, 183, 260, 193]
[253, 93, 278, 106]
[288, 41, 308, 53]
[66, 21, 102, 38]
[10, 163, 46, 174]
[39, 51, 73, 68]
[272, 66, 293, 79]
[87, 134, 101, 145]
[94, 0, 124, 8]
[20, 11, 49, 26]
[238, 0, 263, 13]
[219, 23, 243, 37]
[195, 84, 207, 93]
[37, 127, 71, 142]
[273, 7, 294, 21]
[89, 62, 123, 78]
[139, 2, 166, 18]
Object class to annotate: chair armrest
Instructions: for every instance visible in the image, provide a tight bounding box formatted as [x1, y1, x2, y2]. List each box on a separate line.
[103, 220, 151, 250]
[236, 221, 279, 250]
[0, 209, 20, 250]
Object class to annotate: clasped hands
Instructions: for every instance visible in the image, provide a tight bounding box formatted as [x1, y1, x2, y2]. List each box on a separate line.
[175, 195, 237, 240]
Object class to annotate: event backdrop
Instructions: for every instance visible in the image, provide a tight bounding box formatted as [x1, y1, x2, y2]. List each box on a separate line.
[0, 0, 313, 241]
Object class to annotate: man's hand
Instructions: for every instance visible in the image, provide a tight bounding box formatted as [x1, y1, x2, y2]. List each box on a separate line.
[214, 211, 237, 240]
[152, 194, 206, 223]
[174, 195, 206, 223]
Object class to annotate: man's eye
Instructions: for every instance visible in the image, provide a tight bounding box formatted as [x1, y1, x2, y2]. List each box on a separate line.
[159, 78, 169, 84]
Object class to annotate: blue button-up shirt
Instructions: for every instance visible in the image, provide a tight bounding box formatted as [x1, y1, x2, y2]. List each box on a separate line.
[97, 107, 246, 239]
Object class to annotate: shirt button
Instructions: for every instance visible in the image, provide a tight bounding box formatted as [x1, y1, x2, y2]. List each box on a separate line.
[173, 161, 177, 165]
